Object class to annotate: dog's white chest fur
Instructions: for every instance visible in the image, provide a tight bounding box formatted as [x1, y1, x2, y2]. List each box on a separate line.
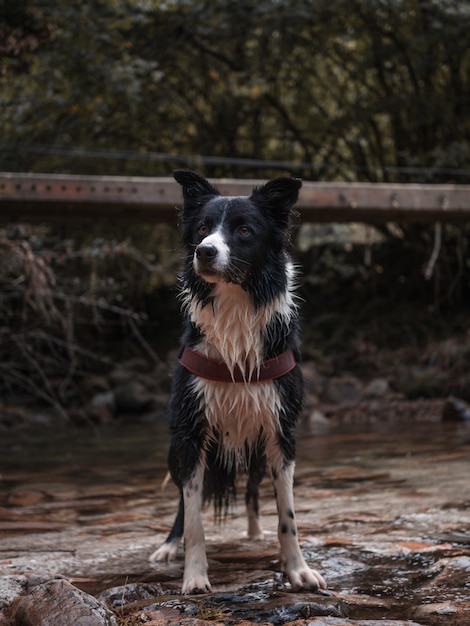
[188, 283, 269, 372]
[195, 377, 282, 468]
[183, 278, 296, 468]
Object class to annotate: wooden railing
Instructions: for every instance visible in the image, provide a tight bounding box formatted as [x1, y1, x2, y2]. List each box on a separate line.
[1, 172, 469, 223]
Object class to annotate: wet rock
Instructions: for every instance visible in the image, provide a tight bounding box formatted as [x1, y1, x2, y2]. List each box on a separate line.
[109, 358, 166, 393]
[142, 606, 189, 623]
[21, 571, 66, 588]
[394, 367, 448, 399]
[425, 555, 470, 589]
[15, 579, 118, 626]
[107, 357, 171, 415]
[7, 488, 47, 507]
[308, 617, 423, 626]
[87, 390, 116, 423]
[90, 391, 116, 412]
[442, 396, 470, 422]
[148, 619, 228, 626]
[363, 378, 390, 399]
[114, 380, 157, 413]
[98, 582, 164, 609]
[318, 555, 369, 581]
[0, 575, 27, 610]
[321, 375, 363, 405]
[452, 372, 470, 402]
[309, 409, 330, 429]
[301, 362, 327, 397]
[255, 600, 342, 624]
[174, 591, 345, 625]
[109, 357, 153, 379]
[412, 601, 470, 625]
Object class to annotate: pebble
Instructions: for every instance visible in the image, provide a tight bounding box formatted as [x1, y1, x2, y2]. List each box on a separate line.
[442, 395, 470, 421]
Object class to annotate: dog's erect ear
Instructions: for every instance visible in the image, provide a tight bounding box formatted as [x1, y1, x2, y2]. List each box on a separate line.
[173, 170, 219, 206]
[250, 177, 302, 228]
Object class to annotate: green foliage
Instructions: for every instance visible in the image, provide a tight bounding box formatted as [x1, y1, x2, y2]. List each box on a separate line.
[0, 0, 469, 180]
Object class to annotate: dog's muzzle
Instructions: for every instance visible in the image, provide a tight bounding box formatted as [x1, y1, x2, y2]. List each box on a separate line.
[194, 242, 225, 281]
[196, 243, 217, 265]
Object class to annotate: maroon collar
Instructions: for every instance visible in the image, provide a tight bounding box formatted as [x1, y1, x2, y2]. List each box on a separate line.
[180, 346, 296, 383]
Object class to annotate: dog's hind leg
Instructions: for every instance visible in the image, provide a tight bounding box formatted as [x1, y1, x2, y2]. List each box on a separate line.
[245, 449, 266, 540]
[181, 461, 212, 594]
[272, 463, 327, 591]
[149, 492, 184, 563]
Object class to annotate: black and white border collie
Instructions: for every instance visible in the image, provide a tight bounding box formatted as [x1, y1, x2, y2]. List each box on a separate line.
[150, 170, 326, 594]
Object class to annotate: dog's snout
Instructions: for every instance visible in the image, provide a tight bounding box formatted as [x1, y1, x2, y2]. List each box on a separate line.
[196, 243, 218, 262]
[194, 233, 229, 281]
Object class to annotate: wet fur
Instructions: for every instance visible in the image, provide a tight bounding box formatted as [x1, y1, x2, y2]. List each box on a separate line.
[149, 171, 326, 594]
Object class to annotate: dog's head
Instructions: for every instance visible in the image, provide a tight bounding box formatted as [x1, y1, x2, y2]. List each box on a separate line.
[174, 170, 301, 287]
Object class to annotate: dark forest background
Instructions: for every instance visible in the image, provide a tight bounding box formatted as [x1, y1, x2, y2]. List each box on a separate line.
[1, 0, 469, 415]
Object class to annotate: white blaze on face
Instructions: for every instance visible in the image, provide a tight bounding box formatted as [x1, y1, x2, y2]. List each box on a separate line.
[194, 229, 230, 282]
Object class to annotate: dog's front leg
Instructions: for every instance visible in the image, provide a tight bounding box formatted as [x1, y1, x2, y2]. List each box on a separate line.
[181, 461, 211, 594]
[272, 463, 326, 591]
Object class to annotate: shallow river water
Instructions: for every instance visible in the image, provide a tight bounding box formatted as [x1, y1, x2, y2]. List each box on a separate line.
[1, 411, 469, 625]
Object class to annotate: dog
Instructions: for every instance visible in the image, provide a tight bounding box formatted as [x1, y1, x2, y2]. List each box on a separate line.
[149, 170, 326, 595]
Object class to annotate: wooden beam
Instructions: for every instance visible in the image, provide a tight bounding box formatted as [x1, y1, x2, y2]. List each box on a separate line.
[0, 172, 469, 223]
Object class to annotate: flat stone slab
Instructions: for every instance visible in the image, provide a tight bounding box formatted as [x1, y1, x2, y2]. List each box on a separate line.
[0, 411, 469, 625]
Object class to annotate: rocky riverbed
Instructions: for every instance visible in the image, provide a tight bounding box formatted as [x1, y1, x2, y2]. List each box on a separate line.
[1, 390, 469, 626]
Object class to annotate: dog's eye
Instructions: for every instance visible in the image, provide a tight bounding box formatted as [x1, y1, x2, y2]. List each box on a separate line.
[198, 224, 209, 235]
[239, 226, 250, 237]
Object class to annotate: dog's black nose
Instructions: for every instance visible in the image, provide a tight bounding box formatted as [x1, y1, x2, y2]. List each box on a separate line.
[196, 243, 217, 262]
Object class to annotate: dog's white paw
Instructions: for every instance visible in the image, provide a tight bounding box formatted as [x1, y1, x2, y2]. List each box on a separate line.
[286, 564, 327, 592]
[182, 574, 212, 595]
[149, 542, 178, 563]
